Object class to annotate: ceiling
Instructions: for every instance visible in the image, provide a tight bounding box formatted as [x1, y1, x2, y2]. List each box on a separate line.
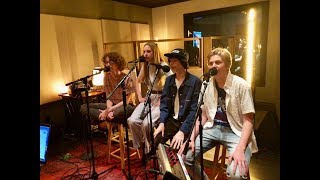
[112, 0, 190, 8]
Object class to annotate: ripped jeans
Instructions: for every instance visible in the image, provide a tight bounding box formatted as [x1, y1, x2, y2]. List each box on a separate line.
[184, 124, 252, 180]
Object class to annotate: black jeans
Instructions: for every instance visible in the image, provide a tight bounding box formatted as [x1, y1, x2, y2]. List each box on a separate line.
[80, 103, 135, 122]
[154, 117, 188, 153]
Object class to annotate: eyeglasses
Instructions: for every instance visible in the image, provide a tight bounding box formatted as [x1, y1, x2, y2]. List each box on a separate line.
[104, 60, 114, 65]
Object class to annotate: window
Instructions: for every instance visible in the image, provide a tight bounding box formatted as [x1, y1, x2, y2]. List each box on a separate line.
[184, 2, 269, 87]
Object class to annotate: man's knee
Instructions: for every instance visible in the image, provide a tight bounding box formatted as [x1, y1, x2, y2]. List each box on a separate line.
[127, 105, 135, 116]
[226, 163, 249, 180]
[184, 150, 195, 166]
[80, 104, 88, 115]
[183, 157, 210, 180]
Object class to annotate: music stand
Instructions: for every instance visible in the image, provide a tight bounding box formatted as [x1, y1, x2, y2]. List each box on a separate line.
[65, 71, 116, 180]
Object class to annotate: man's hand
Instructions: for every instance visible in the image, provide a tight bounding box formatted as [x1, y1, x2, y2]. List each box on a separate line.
[170, 131, 184, 150]
[154, 123, 165, 138]
[107, 111, 114, 120]
[228, 147, 248, 177]
[99, 107, 115, 120]
[177, 139, 195, 155]
[139, 97, 146, 103]
[98, 109, 107, 120]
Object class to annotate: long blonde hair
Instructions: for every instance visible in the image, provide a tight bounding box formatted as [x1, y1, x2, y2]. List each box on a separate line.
[137, 42, 166, 88]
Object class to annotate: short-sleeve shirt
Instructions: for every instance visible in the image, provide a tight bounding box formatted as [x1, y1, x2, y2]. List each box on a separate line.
[202, 72, 258, 153]
[103, 71, 136, 105]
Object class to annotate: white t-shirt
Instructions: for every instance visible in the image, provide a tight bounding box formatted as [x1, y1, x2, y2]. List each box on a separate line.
[173, 78, 183, 119]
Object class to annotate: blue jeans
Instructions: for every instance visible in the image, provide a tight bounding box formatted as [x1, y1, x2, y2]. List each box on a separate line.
[184, 124, 252, 180]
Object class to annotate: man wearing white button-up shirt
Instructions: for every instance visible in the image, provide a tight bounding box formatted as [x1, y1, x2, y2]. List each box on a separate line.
[185, 48, 258, 180]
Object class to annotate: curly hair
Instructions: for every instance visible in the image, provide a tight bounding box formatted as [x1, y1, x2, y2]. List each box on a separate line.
[101, 52, 126, 71]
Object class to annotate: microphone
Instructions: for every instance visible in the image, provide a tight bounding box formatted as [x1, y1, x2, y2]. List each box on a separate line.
[203, 67, 218, 82]
[128, 56, 145, 63]
[94, 66, 110, 72]
[150, 63, 171, 73]
[203, 67, 218, 76]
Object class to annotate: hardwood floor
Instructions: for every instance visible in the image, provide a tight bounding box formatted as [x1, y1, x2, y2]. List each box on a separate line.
[203, 147, 280, 180]
[249, 149, 280, 180]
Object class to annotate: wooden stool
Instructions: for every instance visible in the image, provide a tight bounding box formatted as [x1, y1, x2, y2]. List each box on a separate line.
[105, 120, 141, 170]
[211, 144, 250, 180]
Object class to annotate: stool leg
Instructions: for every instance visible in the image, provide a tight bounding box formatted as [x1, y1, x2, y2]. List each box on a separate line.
[106, 123, 112, 163]
[211, 145, 221, 179]
[221, 146, 227, 166]
[126, 128, 141, 159]
[213, 145, 221, 165]
[136, 148, 141, 159]
[126, 127, 141, 159]
[118, 124, 125, 170]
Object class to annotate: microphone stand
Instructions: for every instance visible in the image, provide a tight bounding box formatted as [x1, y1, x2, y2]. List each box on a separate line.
[182, 76, 211, 180]
[65, 71, 116, 180]
[140, 66, 160, 178]
[104, 63, 138, 180]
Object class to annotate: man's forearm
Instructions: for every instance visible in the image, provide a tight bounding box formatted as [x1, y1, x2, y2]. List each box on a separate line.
[112, 101, 123, 110]
[237, 113, 254, 151]
[189, 110, 208, 142]
[106, 100, 113, 109]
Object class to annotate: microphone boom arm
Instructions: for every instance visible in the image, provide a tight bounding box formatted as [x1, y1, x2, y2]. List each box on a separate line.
[182, 76, 212, 180]
[105, 63, 137, 101]
[65, 71, 101, 86]
[139, 68, 160, 120]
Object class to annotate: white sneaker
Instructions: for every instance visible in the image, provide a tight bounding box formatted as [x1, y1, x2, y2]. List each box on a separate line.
[91, 125, 98, 132]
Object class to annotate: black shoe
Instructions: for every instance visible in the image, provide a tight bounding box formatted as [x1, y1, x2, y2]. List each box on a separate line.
[145, 151, 157, 163]
[142, 151, 146, 166]
[141, 152, 153, 166]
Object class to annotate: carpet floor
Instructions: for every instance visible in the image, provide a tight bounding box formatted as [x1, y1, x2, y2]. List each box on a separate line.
[40, 132, 217, 180]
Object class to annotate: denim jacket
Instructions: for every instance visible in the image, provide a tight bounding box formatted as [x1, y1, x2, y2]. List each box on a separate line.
[160, 72, 202, 134]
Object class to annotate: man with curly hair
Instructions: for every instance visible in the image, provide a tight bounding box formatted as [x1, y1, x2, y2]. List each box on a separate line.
[80, 52, 136, 130]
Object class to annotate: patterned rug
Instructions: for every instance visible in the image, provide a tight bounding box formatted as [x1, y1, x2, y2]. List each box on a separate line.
[40, 133, 216, 180]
